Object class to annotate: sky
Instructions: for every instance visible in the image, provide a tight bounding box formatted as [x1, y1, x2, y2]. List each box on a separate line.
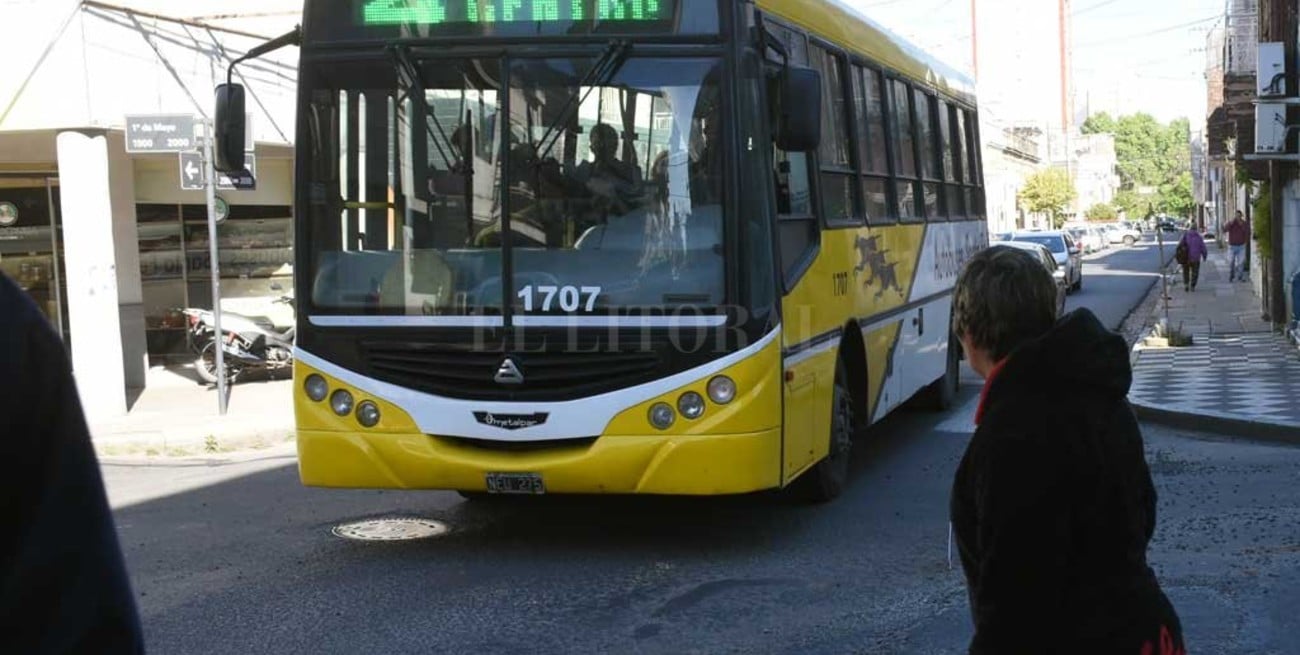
[845, 0, 1229, 128]
[3, 0, 1225, 130]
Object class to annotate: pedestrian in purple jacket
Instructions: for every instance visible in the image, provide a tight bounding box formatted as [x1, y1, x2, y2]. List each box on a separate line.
[1176, 227, 1208, 292]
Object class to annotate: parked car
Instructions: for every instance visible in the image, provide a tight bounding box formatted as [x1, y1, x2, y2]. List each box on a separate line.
[1105, 223, 1143, 246]
[999, 240, 1068, 316]
[992, 231, 1012, 242]
[1089, 226, 1111, 250]
[1010, 230, 1083, 292]
[1066, 226, 1103, 254]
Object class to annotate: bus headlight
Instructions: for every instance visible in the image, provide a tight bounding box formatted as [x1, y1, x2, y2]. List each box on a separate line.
[356, 401, 381, 427]
[330, 389, 355, 416]
[707, 376, 736, 405]
[677, 392, 705, 420]
[649, 402, 676, 430]
[304, 374, 329, 402]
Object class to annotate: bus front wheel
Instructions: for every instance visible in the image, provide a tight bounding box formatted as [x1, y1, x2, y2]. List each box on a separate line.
[792, 360, 855, 503]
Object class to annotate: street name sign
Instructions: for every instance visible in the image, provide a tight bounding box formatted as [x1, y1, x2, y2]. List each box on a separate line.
[217, 154, 257, 191]
[125, 114, 197, 153]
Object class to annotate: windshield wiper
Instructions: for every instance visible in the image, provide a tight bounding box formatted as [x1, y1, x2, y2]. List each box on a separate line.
[388, 44, 461, 174]
[533, 39, 632, 161]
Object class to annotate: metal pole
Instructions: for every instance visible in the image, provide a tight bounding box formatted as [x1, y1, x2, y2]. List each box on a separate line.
[44, 178, 65, 342]
[1270, 161, 1287, 328]
[203, 121, 228, 415]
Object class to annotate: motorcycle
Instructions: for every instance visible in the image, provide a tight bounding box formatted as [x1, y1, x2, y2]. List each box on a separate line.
[181, 296, 295, 385]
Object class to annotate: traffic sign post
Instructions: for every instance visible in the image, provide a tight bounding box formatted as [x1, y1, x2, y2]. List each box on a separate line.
[202, 121, 229, 416]
[125, 114, 197, 153]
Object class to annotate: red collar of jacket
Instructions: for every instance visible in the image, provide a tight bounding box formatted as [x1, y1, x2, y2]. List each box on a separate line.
[974, 358, 1010, 426]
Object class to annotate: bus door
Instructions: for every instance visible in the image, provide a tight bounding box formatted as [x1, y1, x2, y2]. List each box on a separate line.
[762, 26, 827, 481]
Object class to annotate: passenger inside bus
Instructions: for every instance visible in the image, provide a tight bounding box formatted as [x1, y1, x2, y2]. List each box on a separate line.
[572, 123, 645, 216]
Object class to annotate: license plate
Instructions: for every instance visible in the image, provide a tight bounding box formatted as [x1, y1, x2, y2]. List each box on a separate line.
[485, 472, 545, 495]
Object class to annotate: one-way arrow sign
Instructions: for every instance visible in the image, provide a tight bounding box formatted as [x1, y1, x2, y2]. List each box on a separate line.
[179, 152, 204, 191]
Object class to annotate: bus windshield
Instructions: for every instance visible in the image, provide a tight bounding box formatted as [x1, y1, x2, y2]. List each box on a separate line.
[306, 54, 726, 318]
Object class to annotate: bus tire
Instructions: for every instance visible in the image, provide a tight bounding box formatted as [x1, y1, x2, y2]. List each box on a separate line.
[792, 360, 855, 503]
[920, 333, 960, 412]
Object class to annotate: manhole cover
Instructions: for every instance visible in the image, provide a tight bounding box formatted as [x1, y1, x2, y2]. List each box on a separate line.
[332, 517, 449, 542]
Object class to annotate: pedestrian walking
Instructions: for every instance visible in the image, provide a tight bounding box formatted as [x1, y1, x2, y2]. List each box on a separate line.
[1175, 226, 1207, 292]
[0, 273, 144, 654]
[949, 246, 1184, 655]
[1225, 210, 1249, 282]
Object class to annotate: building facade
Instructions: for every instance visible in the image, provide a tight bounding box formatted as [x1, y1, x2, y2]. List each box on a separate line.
[1071, 133, 1120, 215]
[980, 116, 1046, 233]
[0, 1, 299, 421]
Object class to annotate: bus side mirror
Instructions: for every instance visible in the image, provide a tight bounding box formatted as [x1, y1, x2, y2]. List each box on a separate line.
[775, 67, 822, 152]
[214, 83, 246, 173]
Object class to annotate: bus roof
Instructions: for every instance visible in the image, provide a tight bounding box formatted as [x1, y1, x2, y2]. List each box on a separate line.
[755, 0, 976, 105]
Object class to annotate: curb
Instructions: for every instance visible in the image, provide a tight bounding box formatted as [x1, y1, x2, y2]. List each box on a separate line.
[1130, 397, 1300, 446]
[93, 428, 295, 459]
[98, 441, 298, 466]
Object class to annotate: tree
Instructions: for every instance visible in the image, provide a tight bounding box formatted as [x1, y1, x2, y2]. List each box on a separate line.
[1160, 171, 1195, 218]
[1080, 112, 1117, 135]
[1113, 189, 1144, 219]
[1085, 203, 1118, 222]
[1080, 111, 1194, 219]
[1020, 168, 1076, 228]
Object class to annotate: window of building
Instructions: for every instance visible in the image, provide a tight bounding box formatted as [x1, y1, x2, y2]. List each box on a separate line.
[137, 203, 293, 358]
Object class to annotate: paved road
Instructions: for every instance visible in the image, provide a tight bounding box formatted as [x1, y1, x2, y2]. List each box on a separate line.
[1066, 238, 1171, 330]
[105, 235, 1237, 655]
[105, 398, 1300, 654]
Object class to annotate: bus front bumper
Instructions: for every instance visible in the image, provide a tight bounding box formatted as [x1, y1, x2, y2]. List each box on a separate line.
[297, 428, 782, 495]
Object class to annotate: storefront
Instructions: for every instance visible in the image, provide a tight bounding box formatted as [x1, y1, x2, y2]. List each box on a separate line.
[0, 129, 294, 421]
[0, 174, 68, 342]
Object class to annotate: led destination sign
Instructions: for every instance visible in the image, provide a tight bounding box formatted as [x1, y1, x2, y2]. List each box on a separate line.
[360, 0, 674, 25]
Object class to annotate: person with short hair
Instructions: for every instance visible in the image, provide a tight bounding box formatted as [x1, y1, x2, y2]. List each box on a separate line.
[0, 273, 144, 653]
[1176, 225, 1208, 292]
[1225, 210, 1249, 282]
[949, 246, 1184, 655]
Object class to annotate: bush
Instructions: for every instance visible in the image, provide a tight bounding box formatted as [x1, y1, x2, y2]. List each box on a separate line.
[1085, 203, 1118, 222]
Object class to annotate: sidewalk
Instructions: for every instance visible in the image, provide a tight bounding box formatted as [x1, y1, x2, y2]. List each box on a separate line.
[91, 363, 295, 457]
[1129, 247, 1300, 442]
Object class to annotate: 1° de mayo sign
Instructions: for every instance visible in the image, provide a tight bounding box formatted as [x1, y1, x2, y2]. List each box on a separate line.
[125, 114, 197, 153]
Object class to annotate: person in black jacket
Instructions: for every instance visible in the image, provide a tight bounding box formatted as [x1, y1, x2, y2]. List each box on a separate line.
[949, 246, 1183, 654]
[0, 273, 144, 653]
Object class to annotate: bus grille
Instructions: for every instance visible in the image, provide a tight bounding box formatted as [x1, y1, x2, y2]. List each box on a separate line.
[363, 342, 663, 401]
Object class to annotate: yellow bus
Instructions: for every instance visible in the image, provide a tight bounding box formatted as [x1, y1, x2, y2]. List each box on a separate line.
[219, 0, 987, 501]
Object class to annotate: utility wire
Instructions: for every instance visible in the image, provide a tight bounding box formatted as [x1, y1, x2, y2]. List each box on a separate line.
[1076, 15, 1222, 47]
[1072, 0, 1123, 16]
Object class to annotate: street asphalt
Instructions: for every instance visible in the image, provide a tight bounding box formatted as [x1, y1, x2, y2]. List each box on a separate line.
[103, 237, 1299, 655]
